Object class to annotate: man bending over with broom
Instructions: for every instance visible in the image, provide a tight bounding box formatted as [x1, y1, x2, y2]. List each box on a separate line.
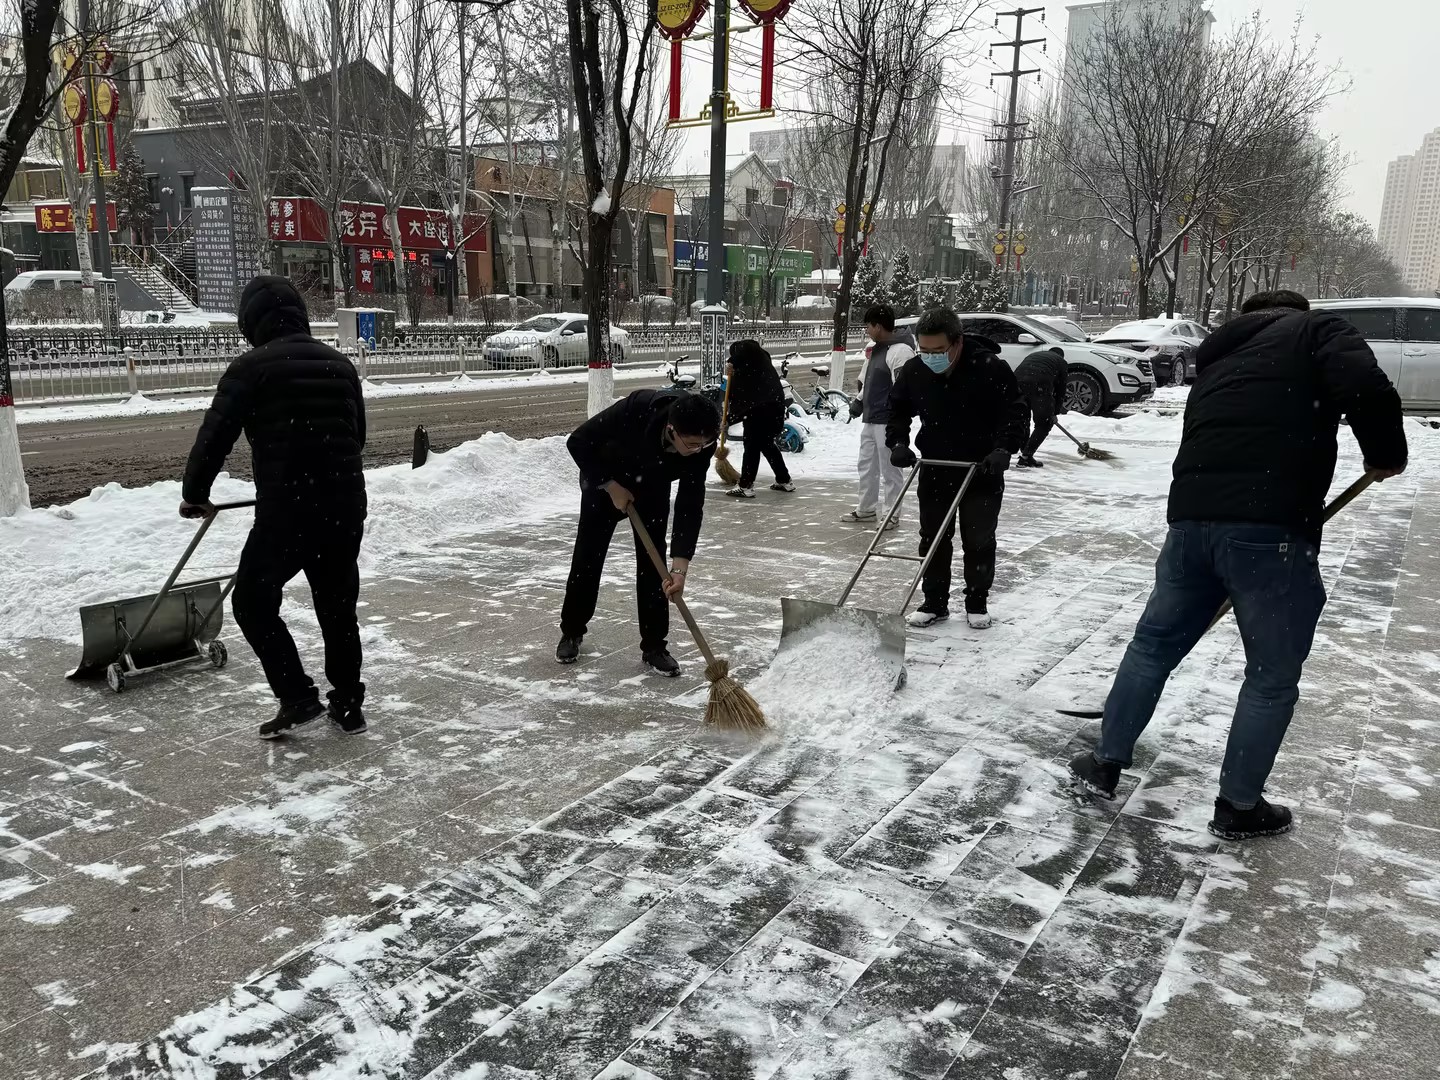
[1069, 290, 1407, 841]
[887, 308, 1028, 630]
[722, 338, 794, 499]
[557, 389, 722, 677]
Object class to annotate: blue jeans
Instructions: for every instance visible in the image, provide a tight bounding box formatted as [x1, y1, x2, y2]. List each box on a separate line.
[1097, 521, 1326, 809]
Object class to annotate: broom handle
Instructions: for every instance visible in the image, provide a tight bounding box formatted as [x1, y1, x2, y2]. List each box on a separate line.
[717, 377, 733, 452]
[1206, 471, 1378, 631]
[1054, 420, 1085, 449]
[625, 504, 718, 666]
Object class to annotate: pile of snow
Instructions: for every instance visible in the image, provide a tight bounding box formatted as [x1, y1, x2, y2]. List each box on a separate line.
[0, 432, 581, 645]
[750, 612, 899, 748]
[16, 392, 213, 426]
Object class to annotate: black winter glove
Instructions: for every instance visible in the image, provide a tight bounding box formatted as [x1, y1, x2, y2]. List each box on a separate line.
[891, 445, 918, 469]
[980, 449, 1011, 475]
[849, 396, 864, 418]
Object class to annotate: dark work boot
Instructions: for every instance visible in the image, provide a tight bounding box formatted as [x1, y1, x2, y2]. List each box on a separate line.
[556, 635, 583, 665]
[643, 648, 681, 677]
[259, 698, 325, 740]
[327, 697, 367, 735]
[1208, 796, 1292, 840]
[1016, 455, 1043, 468]
[1069, 751, 1122, 800]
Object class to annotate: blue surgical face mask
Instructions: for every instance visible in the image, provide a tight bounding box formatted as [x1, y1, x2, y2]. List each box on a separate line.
[920, 351, 951, 373]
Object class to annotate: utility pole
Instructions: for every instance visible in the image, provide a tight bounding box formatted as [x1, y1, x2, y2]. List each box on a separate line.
[78, 0, 112, 280]
[699, 0, 730, 388]
[986, 7, 1042, 298]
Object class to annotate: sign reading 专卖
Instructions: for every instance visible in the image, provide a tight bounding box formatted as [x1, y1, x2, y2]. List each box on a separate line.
[192, 187, 240, 314]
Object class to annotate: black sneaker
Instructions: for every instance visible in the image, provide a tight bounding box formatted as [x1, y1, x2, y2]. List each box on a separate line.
[556, 635, 582, 665]
[643, 648, 681, 677]
[327, 699, 367, 735]
[1016, 455, 1043, 468]
[1208, 796, 1292, 840]
[259, 698, 325, 740]
[1069, 751, 1121, 800]
[906, 608, 948, 628]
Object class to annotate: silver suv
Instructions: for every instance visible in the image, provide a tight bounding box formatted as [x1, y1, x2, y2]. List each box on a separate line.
[1310, 297, 1440, 412]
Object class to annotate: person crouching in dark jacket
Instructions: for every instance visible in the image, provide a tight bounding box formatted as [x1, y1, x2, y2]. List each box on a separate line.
[1069, 290, 1408, 842]
[180, 275, 368, 740]
[886, 308, 1028, 630]
[557, 389, 721, 676]
[723, 338, 793, 498]
[1014, 346, 1068, 467]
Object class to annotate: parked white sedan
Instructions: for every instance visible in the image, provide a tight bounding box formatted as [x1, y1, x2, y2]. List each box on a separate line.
[481, 313, 632, 370]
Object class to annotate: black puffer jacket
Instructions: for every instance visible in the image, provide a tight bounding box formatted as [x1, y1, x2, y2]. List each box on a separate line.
[182, 276, 367, 520]
[567, 388, 713, 560]
[1168, 307, 1406, 544]
[725, 339, 787, 435]
[1015, 348, 1069, 413]
[885, 333, 1028, 465]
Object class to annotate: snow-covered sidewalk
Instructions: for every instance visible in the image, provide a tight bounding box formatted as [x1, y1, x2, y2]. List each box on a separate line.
[2, 392, 1439, 1080]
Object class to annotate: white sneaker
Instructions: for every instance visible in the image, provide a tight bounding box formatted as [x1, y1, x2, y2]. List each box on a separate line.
[841, 509, 877, 523]
[966, 611, 993, 629]
[726, 486, 756, 499]
[771, 482, 796, 492]
[906, 609, 948, 628]
[882, 517, 900, 531]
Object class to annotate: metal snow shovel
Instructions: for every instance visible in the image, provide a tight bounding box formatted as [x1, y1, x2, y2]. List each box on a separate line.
[68, 499, 256, 693]
[1056, 471, 1379, 719]
[779, 458, 978, 691]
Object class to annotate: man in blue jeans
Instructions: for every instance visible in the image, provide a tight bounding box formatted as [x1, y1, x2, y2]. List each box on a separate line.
[1069, 291, 1407, 840]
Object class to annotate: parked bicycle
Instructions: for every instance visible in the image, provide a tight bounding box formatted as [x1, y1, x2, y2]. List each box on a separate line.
[779, 353, 853, 423]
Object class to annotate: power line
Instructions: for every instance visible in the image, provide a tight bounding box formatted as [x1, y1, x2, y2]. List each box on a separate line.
[987, 6, 1045, 275]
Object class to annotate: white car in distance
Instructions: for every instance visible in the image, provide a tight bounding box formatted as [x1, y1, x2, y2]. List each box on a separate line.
[481, 313, 631, 370]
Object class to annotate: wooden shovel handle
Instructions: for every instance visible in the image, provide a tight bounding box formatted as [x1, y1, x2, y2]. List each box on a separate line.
[625, 504, 717, 666]
[1206, 471, 1379, 630]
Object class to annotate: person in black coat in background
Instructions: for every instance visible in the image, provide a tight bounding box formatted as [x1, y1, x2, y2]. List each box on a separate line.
[1014, 346, 1069, 467]
[557, 388, 721, 676]
[180, 276, 368, 740]
[722, 338, 794, 499]
[887, 308, 1028, 630]
[1069, 290, 1407, 841]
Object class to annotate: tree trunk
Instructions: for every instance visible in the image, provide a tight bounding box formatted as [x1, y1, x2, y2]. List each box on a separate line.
[385, 207, 409, 324]
[584, 213, 616, 416]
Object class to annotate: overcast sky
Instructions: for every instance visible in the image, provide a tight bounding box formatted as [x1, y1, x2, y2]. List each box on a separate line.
[675, 1, 1438, 229]
[1205, 0, 1440, 225]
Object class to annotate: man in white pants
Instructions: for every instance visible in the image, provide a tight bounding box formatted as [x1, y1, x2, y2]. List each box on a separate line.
[843, 304, 916, 529]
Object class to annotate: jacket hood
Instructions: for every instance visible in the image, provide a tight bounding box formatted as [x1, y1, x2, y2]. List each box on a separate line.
[729, 338, 771, 372]
[238, 275, 311, 346]
[1194, 309, 1302, 375]
[961, 332, 1002, 359]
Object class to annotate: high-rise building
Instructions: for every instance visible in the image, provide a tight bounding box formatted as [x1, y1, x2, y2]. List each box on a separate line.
[1378, 129, 1440, 294]
[1063, 0, 1214, 97]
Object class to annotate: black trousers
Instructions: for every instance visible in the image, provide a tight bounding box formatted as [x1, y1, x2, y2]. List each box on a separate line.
[916, 467, 1004, 613]
[739, 414, 791, 488]
[1022, 387, 1056, 458]
[232, 515, 365, 707]
[560, 487, 670, 651]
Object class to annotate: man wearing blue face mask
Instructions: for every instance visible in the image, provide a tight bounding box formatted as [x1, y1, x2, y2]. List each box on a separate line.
[886, 308, 1028, 629]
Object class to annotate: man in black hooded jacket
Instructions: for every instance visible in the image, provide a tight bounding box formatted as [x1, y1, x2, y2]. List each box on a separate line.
[887, 308, 1028, 629]
[1014, 346, 1068, 467]
[722, 338, 793, 498]
[1070, 290, 1407, 841]
[180, 276, 368, 740]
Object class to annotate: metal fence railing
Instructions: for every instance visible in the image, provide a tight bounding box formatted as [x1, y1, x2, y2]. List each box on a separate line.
[10, 324, 863, 406]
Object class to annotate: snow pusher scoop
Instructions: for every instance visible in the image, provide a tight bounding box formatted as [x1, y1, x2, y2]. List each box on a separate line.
[68, 500, 256, 693]
[779, 460, 978, 691]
